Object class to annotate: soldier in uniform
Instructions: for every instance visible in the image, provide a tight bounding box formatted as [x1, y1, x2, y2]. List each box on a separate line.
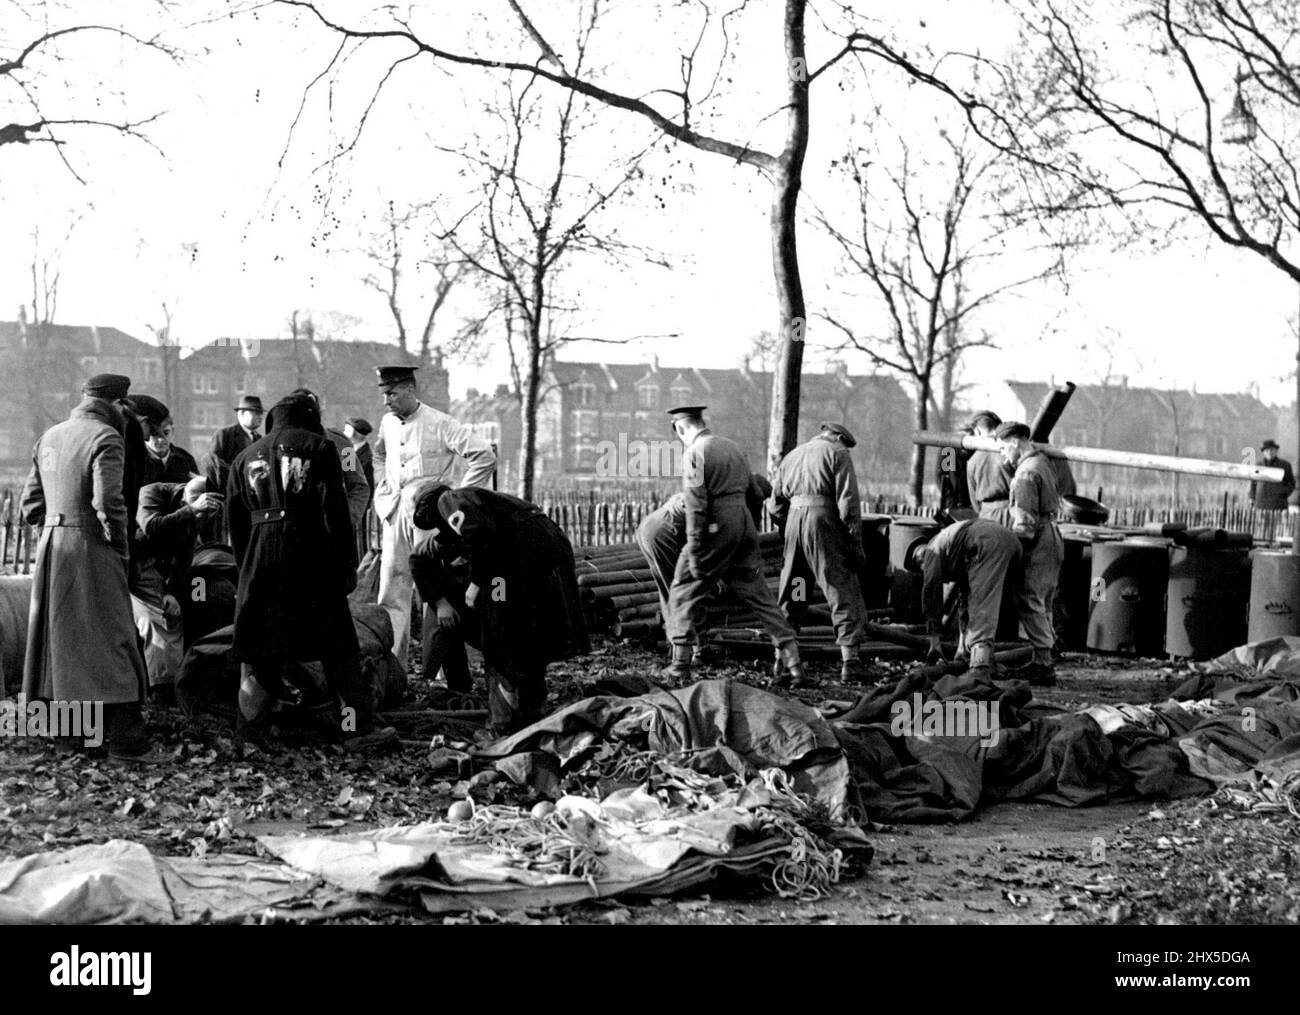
[227, 393, 396, 749]
[768, 422, 870, 682]
[661, 406, 808, 688]
[372, 365, 497, 669]
[635, 474, 769, 668]
[995, 421, 1063, 686]
[966, 410, 1013, 526]
[908, 518, 1023, 680]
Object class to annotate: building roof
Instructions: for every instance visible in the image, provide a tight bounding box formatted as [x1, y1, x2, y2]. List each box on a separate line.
[0, 320, 154, 356]
[1002, 380, 1273, 425]
[180, 337, 419, 368]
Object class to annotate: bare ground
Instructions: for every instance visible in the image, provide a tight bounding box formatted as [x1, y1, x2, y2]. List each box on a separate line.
[2, 642, 1298, 925]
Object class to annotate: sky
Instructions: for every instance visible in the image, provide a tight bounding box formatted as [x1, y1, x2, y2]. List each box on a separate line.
[2, 0, 1297, 408]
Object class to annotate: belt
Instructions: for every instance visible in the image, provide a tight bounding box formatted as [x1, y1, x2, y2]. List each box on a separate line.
[791, 494, 836, 509]
[251, 507, 290, 524]
[981, 496, 1009, 503]
[46, 514, 95, 527]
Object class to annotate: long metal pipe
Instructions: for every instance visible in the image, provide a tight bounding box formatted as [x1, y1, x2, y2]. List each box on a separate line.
[913, 430, 1285, 483]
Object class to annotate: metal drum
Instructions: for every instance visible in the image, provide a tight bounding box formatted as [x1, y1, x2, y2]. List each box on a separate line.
[858, 515, 892, 610]
[888, 516, 940, 571]
[1056, 533, 1093, 651]
[1086, 538, 1169, 656]
[1248, 550, 1300, 642]
[1166, 546, 1250, 660]
[886, 516, 941, 624]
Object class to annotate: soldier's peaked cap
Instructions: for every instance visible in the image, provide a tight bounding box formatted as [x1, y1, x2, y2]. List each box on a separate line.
[666, 405, 707, 419]
[377, 365, 418, 387]
[819, 421, 857, 448]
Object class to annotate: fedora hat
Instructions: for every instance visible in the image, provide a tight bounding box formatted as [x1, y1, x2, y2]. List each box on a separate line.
[235, 395, 264, 412]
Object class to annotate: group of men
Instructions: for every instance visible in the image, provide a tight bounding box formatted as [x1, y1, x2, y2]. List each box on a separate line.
[635, 404, 1068, 693]
[18, 356, 599, 760]
[914, 415, 1064, 687]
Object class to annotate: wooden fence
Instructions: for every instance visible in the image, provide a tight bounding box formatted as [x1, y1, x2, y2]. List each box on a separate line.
[4, 486, 1297, 574]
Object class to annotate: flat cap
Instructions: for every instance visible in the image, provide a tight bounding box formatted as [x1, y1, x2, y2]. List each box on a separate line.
[819, 421, 857, 448]
[344, 416, 373, 437]
[83, 373, 131, 400]
[131, 393, 171, 427]
[993, 421, 1032, 442]
[377, 365, 418, 388]
[666, 404, 707, 419]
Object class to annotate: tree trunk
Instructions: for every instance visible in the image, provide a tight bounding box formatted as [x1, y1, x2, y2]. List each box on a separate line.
[765, 0, 810, 477]
[518, 309, 543, 502]
[910, 389, 930, 507]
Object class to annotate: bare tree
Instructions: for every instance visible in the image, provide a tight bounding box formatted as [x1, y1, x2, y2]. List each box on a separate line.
[271, 0, 892, 474]
[816, 125, 1066, 505]
[361, 200, 474, 365]
[1, 2, 181, 181]
[435, 21, 655, 500]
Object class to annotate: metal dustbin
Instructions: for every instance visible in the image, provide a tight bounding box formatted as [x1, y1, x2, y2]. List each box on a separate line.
[1086, 538, 1170, 656]
[1166, 546, 1250, 660]
[887, 516, 940, 625]
[1056, 532, 1093, 651]
[858, 514, 892, 610]
[1248, 550, 1300, 642]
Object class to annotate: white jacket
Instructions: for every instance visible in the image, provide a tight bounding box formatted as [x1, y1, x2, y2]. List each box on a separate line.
[372, 402, 496, 522]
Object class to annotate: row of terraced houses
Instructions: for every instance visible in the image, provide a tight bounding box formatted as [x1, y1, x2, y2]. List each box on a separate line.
[0, 316, 1290, 498]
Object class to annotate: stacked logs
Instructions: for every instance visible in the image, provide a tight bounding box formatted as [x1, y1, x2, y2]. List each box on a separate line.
[574, 530, 814, 637]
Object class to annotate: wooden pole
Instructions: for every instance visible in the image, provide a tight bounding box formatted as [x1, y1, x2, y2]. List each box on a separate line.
[913, 431, 1285, 484]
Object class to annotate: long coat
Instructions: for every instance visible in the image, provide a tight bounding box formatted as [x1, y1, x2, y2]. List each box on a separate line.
[411, 487, 589, 676]
[226, 405, 358, 663]
[21, 397, 147, 704]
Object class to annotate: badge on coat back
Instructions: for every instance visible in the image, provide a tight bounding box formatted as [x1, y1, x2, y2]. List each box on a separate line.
[280, 455, 310, 494]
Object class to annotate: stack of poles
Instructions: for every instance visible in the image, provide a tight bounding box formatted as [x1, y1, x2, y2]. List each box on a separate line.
[574, 530, 905, 662]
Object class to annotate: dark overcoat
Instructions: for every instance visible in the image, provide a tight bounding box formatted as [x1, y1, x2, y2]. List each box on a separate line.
[226, 399, 358, 663]
[21, 397, 147, 704]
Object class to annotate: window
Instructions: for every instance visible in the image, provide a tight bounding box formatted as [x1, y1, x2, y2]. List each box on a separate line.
[570, 441, 597, 471]
[79, 356, 97, 373]
[670, 385, 691, 405]
[571, 410, 598, 437]
[206, 374, 219, 394]
[256, 377, 268, 394]
[637, 384, 660, 410]
[192, 373, 205, 395]
[193, 404, 224, 429]
[141, 359, 162, 383]
[573, 382, 596, 408]
[474, 421, 501, 443]
[234, 374, 247, 394]
[1213, 435, 1229, 457]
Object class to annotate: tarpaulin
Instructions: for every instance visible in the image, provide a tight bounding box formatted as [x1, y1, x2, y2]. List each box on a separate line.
[0, 840, 347, 925]
[477, 679, 851, 814]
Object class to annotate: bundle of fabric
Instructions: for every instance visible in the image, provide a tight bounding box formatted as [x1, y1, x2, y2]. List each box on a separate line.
[259, 769, 868, 913]
[476, 679, 853, 817]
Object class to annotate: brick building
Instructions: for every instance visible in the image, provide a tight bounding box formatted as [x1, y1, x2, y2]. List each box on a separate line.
[174, 339, 443, 460]
[0, 316, 168, 485]
[962, 380, 1280, 496]
[453, 358, 915, 491]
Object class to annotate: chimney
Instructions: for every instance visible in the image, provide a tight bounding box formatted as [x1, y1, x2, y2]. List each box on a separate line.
[494, 383, 511, 398]
[17, 305, 27, 347]
[651, 353, 659, 373]
[91, 326, 102, 354]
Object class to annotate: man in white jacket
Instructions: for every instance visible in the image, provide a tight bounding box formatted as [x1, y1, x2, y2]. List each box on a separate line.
[373, 365, 497, 669]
